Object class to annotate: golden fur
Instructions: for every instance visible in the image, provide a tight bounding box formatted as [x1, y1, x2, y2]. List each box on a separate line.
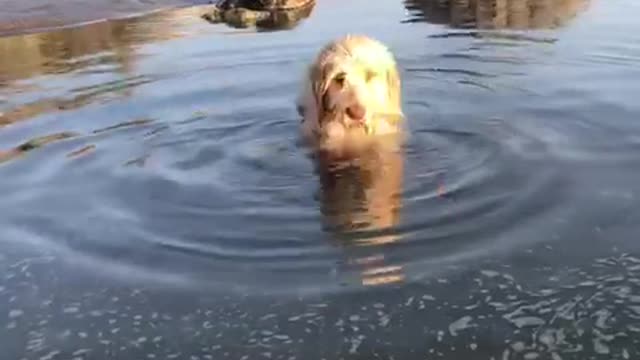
[298, 35, 407, 286]
[296, 35, 404, 153]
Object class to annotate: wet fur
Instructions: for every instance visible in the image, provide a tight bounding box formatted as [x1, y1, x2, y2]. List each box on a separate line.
[297, 35, 406, 286]
[296, 35, 403, 153]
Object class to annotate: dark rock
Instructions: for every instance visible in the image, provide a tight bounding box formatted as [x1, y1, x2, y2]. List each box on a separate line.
[201, 0, 315, 30]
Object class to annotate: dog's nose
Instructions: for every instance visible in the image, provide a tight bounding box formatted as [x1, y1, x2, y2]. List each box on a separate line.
[346, 103, 366, 121]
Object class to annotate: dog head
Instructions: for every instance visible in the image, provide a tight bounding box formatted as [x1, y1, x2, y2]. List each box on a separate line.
[307, 35, 403, 136]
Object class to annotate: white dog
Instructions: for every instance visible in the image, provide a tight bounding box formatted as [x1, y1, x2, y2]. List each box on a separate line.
[296, 35, 404, 154]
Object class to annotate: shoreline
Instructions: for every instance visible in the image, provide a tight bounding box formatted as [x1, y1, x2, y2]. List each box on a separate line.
[0, 0, 208, 37]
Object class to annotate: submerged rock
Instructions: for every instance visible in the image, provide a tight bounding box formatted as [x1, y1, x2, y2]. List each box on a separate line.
[201, 0, 315, 30]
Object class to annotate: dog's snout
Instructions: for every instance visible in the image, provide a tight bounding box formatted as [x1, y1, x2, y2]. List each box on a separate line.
[346, 103, 366, 121]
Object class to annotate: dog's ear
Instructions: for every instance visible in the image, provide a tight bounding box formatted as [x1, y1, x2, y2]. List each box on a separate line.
[386, 65, 401, 107]
[386, 64, 403, 121]
[310, 62, 334, 123]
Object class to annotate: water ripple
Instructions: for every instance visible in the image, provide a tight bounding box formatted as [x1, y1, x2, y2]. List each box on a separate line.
[0, 102, 578, 296]
[2, 0, 640, 357]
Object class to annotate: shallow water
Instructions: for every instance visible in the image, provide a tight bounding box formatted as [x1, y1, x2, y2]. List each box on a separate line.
[2, 0, 640, 358]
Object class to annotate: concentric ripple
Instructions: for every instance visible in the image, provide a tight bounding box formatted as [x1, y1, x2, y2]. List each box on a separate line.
[5, 0, 640, 358]
[1, 0, 640, 302]
[2, 105, 572, 296]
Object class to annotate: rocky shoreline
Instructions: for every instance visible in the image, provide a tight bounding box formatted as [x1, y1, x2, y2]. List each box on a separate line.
[201, 0, 315, 30]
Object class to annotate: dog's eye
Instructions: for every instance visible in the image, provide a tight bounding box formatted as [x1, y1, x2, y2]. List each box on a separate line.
[365, 70, 376, 83]
[333, 72, 346, 87]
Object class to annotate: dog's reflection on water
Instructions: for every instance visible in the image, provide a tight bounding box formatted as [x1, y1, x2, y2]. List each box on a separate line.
[312, 136, 407, 286]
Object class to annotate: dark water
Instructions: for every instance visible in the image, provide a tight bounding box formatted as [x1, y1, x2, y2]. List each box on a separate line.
[2, 0, 640, 358]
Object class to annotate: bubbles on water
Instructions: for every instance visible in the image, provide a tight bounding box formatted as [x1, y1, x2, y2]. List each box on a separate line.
[9, 309, 23, 318]
[448, 315, 474, 336]
[38, 351, 60, 360]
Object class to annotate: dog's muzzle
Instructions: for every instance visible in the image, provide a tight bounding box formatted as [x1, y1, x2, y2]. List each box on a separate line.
[346, 103, 366, 122]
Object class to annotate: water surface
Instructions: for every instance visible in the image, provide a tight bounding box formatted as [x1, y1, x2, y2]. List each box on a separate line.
[2, 0, 640, 358]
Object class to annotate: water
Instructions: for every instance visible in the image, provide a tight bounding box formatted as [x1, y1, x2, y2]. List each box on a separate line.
[1, 0, 640, 358]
